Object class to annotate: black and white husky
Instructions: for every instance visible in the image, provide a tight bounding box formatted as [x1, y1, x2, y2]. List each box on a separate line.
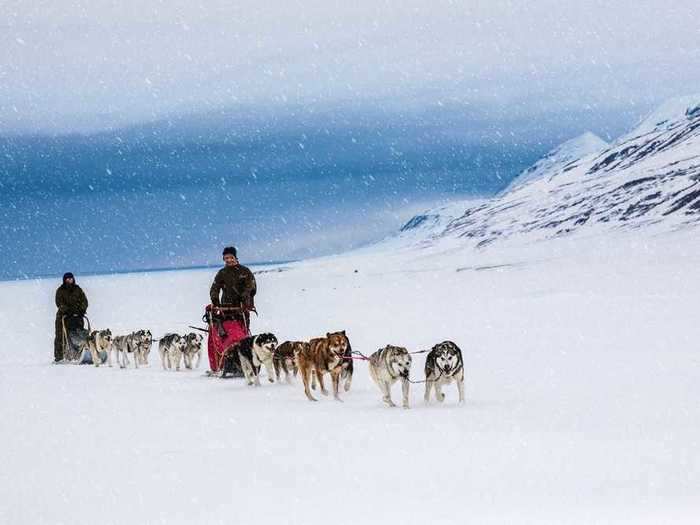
[235, 333, 278, 386]
[159, 333, 187, 371]
[137, 329, 153, 365]
[182, 332, 204, 369]
[368, 345, 412, 408]
[85, 329, 113, 367]
[424, 341, 465, 404]
[113, 330, 152, 369]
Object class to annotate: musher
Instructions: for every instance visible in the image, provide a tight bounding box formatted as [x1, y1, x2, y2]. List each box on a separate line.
[207, 246, 257, 373]
[54, 272, 88, 363]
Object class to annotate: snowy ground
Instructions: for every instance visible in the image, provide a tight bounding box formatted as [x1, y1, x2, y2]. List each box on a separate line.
[2, 230, 700, 524]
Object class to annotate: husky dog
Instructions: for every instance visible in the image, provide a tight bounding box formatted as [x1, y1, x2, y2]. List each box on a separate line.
[113, 330, 151, 369]
[159, 333, 187, 371]
[368, 345, 412, 408]
[273, 341, 303, 382]
[221, 345, 244, 378]
[424, 341, 465, 404]
[136, 329, 153, 365]
[309, 331, 353, 395]
[297, 331, 349, 402]
[85, 329, 113, 367]
[111, 335, 131, 369]
[235, 333, 278, 386]
[182, 332, 204, 369]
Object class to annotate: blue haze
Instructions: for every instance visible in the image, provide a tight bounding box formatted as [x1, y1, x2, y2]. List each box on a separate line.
[1, 103, 556, 280]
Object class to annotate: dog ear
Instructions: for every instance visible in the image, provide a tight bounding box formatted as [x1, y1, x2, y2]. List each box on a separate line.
[326, 332, 331, 338]
[341, 330, 346, 335]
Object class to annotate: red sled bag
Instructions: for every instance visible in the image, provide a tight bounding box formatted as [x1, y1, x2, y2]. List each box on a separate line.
[204, 305, 250, 373]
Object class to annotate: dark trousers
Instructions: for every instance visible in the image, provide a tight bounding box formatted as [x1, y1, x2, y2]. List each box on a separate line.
[54, 316, 64, 361]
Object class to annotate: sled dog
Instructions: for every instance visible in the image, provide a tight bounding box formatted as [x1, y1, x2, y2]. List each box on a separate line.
[221, 345, 244, 378]
[424, 341, 465, 404]
[273, 341, 303, 382]
[182, 332, 204, 369]
[136, 329, 153, 365]
[113, 330, 151, 369]
[111, 335, 130, 369]
[297, 331, 350, 402]
[85, 329, 113, 367]
[368, 345, 412, 408]
[235, 333, 278, 386]
[310, 333, 353, 393]
[159, 333, 187, 371]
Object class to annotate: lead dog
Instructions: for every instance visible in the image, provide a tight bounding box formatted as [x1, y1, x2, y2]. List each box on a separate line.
[368, 345, 412, 408]
[424, 341, 465, 404]
[235, 333, 278, 386]
[85, 329, 113, 367]
[159, 333, 186, 371]
[274, 341, 303, 382]
[182, 332, 204, 369]
[297, 331, 350, 402]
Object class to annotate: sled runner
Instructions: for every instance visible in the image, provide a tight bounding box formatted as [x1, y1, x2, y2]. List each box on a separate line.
[203, 305, 251, 377]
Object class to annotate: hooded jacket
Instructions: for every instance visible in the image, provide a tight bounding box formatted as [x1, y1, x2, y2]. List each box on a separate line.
[55, 274, 88, 317]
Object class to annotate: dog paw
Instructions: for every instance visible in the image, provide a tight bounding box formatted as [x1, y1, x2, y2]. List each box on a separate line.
[402, 404, 410, 409]
[334, 396, 344, 403]
[268, 378, 274, 383]
[437, 393, 445, 402]
[321, 389, 329, 396]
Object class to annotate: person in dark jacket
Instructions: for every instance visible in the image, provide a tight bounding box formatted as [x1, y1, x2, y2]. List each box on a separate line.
[206, 246, 257, 372]
[54, 272, 89, 362]
[209, 246, 257, 320]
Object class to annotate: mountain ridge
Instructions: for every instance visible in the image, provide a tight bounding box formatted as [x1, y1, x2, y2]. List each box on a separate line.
[398, 94, 700, 249]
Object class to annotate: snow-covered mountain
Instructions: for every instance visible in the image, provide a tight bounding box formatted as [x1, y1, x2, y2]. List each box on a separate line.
[400, 94, 700, 248]
[503, 131, 608, 192]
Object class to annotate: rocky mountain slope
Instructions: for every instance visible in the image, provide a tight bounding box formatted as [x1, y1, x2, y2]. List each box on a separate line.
[401, 95, 700, 248]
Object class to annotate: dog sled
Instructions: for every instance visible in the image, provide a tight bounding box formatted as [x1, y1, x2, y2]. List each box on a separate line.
[202, 305, 251, 377]
[60, 314, 107, 365]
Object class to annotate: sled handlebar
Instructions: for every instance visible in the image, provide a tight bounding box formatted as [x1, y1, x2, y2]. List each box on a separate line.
[208, 305, 256, 313]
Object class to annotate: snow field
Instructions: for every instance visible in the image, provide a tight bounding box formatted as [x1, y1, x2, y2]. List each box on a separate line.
[1, 230, 700, 523]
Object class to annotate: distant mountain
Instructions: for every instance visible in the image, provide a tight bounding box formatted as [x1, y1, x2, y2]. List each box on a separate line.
[399, 94, 700, 248]
[503, 131, 608, 192]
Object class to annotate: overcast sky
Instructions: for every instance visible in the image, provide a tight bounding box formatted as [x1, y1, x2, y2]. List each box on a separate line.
[2, 1, 700, 278]
[2, 0, 700, 136]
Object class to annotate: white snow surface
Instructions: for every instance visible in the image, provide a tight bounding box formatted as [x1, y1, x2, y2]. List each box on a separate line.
[2, 229, 700, 524]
